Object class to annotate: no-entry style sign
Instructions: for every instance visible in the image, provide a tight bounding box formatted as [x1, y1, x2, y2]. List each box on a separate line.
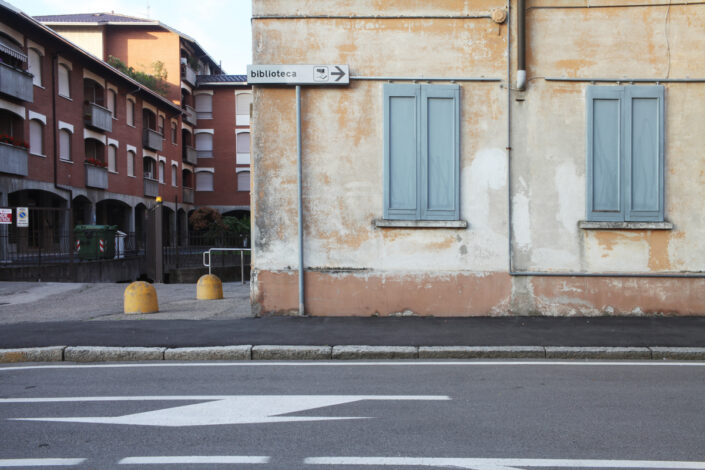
[247, 64, 349, 85]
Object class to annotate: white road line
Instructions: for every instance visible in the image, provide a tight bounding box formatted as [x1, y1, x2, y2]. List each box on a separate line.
[2, 360, 705, 372]
[118, 456, 269, 465]
[303, 457, 705, 469]
[0, 394, 449, 403]
[0, 458, 85, 467]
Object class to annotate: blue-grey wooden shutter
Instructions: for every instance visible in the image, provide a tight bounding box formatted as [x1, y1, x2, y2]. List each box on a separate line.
[587, 86, 625, 221]
[625, 85, 664, 222]
[384, 84, 420, 219]
[420, 84, 460, 220]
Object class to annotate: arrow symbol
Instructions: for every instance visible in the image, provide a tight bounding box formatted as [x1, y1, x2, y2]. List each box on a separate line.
[7, 395, 448, 427]
[332, 66, 346, 82]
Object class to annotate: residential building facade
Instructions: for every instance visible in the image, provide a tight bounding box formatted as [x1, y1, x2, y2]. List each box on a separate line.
[250, 0, 705, 316]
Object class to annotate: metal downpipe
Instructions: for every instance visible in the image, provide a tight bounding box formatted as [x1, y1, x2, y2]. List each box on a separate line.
[296, 85, 305, 315]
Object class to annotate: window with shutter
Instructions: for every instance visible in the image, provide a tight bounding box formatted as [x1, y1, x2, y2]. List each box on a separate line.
[196, 171, 214, 191]
[195, 132, 213, 158]
[237, 171, 250, 192]
[28, 48, 42, 86]
[59, 129, 71, 161]
[383, 84, 460, 221]
[108, 145, 117, 172]
[195, 94, 213, 119]
[587, 85, 664, 222]
[127, 150, 135, 176]
[29, 119, 43, 155]
[58, 65, 71, 97]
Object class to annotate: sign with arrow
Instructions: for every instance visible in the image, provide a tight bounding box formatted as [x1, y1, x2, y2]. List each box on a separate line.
[247, 64, 349, 85]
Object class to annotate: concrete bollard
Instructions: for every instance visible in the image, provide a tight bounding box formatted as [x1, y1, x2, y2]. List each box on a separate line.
[197, 274, 223, 300]
[124, 281, 159, 314]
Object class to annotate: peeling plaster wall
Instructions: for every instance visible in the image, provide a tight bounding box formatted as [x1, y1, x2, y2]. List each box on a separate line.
[252, 0, 705, 316]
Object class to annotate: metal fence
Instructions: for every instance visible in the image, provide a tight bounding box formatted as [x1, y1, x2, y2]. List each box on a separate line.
[163, 232, 249, 270]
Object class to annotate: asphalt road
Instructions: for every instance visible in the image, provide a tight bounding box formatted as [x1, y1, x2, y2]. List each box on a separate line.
[1, 360, 704, 469]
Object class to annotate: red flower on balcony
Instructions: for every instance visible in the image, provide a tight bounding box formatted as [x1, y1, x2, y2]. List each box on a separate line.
[0, 134, 29, 149]
[85, 158, 108, 168]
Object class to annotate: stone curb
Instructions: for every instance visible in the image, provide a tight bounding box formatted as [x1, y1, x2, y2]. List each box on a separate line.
[252, 345, 332, 360]
[165, 346, 252, 361]
[419, 346, 545, 359]
[332, 346, 418, 360]
[64, 346, 165, 362]
[545, 347, 652, 360]
[1, 346, 705, 363]
[0, 346, 65, 363]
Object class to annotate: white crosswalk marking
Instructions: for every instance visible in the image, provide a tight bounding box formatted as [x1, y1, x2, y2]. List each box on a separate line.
[303, 457, 705, 469]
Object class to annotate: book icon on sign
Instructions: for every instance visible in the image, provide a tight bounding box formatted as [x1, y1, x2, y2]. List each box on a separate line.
[314, 66, 328, 81]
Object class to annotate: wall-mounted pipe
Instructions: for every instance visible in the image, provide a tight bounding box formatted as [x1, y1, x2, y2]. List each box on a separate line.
[516, 0, 526, 90]
[350, 76, 501, 82]
[545, 77, 705, 83]
[296, 85, 305, 315]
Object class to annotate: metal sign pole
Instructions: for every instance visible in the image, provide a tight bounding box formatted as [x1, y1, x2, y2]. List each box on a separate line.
[296, 85, 304, 316]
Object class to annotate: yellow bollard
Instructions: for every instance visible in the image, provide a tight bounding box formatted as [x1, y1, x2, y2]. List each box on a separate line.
[197, 274, 223, 300]
[124, 281, 159, 314]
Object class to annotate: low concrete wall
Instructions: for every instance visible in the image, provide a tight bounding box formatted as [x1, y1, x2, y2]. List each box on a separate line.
[0, 258, 144, 283]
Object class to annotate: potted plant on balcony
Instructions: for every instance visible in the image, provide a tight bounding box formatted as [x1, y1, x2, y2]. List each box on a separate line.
[85, 158, 108, 168]
[0, 135, 30, 149]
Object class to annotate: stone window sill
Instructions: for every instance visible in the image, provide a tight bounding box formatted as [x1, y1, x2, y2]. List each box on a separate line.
[578, 221, 673, 230]
[374, 219, 468, 229]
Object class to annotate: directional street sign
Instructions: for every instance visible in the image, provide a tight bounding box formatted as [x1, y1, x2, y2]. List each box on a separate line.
[247, 64, 349, 85]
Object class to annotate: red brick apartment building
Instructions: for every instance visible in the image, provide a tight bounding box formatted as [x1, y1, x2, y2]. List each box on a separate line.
[0, 2, 251, 272]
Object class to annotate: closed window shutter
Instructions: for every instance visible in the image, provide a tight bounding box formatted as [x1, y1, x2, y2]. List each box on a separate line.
[127, 151, 135, 176]
[236, 132, 250, 153]
[625, 86, 664, 222]
[195, 94, 212, 119]
[126, 100, 134, 126]
[29, 120, 43, 155]
[196, 172, 213, 191]
[384, 84, 419, 219]
[195, 133, 213, 157]
[59, 130, 71, 160]
[238, 171, 250, 191]
[421, 85, 460, 220]
[587, 86, 624, 222]
[108, 145, 117, 172]
[58, 65, 70, 97]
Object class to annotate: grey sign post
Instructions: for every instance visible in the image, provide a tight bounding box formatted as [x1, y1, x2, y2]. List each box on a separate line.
[248, 64, 350, 316]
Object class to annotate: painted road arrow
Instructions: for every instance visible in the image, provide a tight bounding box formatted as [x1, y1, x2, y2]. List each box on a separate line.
[4, 395, 449, 427]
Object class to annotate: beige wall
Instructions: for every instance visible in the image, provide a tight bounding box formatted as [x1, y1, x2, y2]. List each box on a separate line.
[252, 0, 705, 316]
[51, 26, 104, 59]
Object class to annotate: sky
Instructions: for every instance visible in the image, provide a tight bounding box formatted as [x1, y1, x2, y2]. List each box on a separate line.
[16, 0, 252, 74]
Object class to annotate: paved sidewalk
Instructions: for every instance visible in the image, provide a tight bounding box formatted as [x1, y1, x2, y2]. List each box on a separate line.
[1, 281, 704, 361]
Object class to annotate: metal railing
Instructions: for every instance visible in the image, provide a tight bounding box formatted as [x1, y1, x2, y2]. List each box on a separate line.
[203, 248, 251, 284]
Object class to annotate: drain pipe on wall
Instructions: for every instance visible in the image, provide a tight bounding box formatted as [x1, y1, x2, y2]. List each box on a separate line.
[296, 85, 305, 315]
[516, 0, 526, 91]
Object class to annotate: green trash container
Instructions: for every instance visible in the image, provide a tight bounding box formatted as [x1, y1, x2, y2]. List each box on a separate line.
[74, 225, 117, 260]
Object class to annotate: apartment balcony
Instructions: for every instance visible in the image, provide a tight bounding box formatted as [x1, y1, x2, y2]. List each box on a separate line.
[85, 163, 108, 189]
[0, 62, 33, 102]
[144, 177, 159, 197]
[183, 145, 197, 165]
[84, 102, 113, 133]
[182, 187, 194, 204]
[142, 128, 163, 151]
[0, 142, 28, 176]
[181, 64, 197, 86]
[183, 105, 197, 126]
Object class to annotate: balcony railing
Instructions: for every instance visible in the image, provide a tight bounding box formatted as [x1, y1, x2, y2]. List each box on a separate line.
[144, 177, 159, 197]
[0, 62, 33, 102]
[183, 105, 197, 126]
[183, 145, 198, 165]
[84, 102, 112, 133]
[0, 142, 28, 176]
[181, 64, 197, 86]
[182, 187, 194, 204]
[142, 128, 163, 151]
[85, 163, 108, 189]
